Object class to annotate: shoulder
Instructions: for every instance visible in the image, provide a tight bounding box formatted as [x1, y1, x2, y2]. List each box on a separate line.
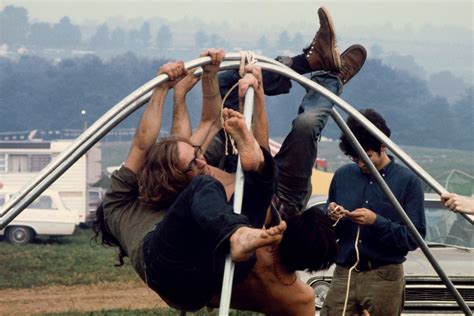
[391, 163, 420, 183]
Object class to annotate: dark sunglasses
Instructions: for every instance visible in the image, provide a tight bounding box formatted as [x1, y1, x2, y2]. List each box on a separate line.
[183, 145, 202, 173]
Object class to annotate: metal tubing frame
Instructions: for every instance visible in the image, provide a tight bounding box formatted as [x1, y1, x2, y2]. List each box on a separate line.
[331, 109, 471, 315]
[0, 53, 470, 312]
[219, 87, 255, 315]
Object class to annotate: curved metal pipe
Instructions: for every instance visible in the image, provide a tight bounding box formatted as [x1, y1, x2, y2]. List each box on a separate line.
[0, 53, 469, 312]
[0, 56, 244, 220]
[219, 87, 255, 315]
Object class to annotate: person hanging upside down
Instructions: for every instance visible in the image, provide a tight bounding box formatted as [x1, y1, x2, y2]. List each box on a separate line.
[93, 6, 367, 315]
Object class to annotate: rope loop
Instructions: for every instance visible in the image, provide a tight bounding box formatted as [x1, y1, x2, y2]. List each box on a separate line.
[220, 51, 257, 157]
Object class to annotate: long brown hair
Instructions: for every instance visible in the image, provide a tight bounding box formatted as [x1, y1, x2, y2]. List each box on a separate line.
[138, 136, 194, 207]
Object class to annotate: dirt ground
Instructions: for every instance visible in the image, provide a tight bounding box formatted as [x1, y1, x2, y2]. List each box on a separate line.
[0, 282, 168, 315]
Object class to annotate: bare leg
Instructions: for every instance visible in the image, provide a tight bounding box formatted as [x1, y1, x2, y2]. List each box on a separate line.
[223, 108, 264, 173]
[230, 221, 286, 262]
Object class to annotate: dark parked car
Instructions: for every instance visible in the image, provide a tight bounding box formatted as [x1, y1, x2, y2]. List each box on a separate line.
[298, 193, 474, 312]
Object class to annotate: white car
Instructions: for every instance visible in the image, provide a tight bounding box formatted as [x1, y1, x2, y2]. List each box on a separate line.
[299, 193, 474, 312]
[0, 190, 79, 245]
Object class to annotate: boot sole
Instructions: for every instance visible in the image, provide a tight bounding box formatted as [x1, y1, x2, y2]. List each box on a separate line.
[319, 7, 341, 71]
[341, 44, 368, 83]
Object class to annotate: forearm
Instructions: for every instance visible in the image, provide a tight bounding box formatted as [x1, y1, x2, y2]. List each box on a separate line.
[190, 71, 223, 145]
[125, 86, 168, 172]
[201, 71, 223, 123]
[170, 94, 192, 138]
[251, 90, 269, 151]
[371, 216, 421, 252]
[134, 86, 168, 150]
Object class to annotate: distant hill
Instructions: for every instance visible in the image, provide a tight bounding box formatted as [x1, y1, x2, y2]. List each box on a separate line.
[0, 54, 472, 150]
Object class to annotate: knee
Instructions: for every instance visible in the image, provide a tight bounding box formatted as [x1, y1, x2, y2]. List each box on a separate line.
[291, 111, 327, 138]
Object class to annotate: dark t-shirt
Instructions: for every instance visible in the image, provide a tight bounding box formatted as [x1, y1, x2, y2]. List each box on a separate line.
[102, 165, 166, 281]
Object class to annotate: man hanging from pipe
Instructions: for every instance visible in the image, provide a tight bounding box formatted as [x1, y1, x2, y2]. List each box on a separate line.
[93, 6, 366, 315]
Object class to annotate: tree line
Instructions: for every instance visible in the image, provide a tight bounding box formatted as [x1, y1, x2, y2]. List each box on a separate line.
[0, 53, 472, 151]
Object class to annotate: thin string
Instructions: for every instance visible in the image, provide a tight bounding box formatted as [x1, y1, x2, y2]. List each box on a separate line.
[220, 51, 258, 156]
[332, 214, 361, 316]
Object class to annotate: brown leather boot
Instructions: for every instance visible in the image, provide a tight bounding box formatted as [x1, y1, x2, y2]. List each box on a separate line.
[336, 44, 367, 85]
[304, 7, 341, 72]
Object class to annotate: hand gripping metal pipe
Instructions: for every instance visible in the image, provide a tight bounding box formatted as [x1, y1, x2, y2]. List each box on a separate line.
[0, 53, 470, 313]
[219, 87, 255, 316]
[0, 54, 277, 223]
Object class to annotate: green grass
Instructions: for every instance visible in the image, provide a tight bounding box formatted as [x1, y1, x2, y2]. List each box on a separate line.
[0, 227, 139, 289]
[101, 140, 474, 179]
[41, 309, 261, 316]
[0, 228, 263, 315]
[317, 141, 473, 177]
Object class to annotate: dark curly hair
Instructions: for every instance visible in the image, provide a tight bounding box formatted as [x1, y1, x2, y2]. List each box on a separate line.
[278, 206, 336, 272]
[339, 108, 391, 158]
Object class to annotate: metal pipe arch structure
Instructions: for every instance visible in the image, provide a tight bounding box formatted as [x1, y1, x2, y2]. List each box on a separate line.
[0, 53, 471, 314]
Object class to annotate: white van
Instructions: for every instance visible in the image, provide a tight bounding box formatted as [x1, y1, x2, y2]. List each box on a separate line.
[0, 190, 79, 245]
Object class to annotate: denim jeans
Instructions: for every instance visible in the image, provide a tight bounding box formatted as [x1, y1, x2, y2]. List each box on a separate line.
[275, 72, 342, 215]
[212, 70, 342, 215]
[217, 54, 311, 109]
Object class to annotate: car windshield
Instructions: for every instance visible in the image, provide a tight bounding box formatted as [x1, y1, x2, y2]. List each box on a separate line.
[424, 200, 474, 249]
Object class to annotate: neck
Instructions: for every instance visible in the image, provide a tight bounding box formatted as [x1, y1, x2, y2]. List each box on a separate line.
[378, 153, 391, 170]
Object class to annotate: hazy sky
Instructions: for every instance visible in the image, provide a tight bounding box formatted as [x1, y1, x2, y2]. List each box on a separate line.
[2, 0, 473, 30]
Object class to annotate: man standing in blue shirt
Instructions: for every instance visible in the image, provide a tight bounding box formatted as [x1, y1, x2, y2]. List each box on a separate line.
[321, 109, 426, 316]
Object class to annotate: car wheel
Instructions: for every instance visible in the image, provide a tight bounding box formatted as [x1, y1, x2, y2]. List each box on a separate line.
[6, 226, 35, 245]
[310, 280, 331, 309]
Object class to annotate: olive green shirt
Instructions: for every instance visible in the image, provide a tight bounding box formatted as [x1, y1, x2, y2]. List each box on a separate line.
[102, 165, 165, 281]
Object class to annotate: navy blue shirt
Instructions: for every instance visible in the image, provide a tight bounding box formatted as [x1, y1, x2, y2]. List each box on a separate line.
[327, 156, 426, 267]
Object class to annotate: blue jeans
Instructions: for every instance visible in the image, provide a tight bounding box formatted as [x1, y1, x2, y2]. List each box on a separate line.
[218, 54, 310, 109]
[212, 70, 342, 215]
[275, 72, 342, 216]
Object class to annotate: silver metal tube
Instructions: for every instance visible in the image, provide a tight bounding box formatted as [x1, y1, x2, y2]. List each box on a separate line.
[0, 54, 266, 219]
[0, 90, 152, 227]
[331, 109, 471, 315]
[253, 62, 473, 225]
[0, 56, 225, 219]
[1, 54, 469, 311]
[219, 87, 255, 315]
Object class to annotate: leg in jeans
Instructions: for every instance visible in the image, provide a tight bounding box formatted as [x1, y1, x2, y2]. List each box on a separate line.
[217, 54, 312, 109]
[206, 55, 313, 167]
[274, 72, 342, 216]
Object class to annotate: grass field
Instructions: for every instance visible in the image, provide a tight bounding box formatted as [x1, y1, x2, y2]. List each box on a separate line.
[0, 227, 139, 290]
[0, 228, 262, 315]
[101, 140, 474, 178]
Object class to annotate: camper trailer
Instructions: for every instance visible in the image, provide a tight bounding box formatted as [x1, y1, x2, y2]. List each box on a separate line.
[0, 139, 102, 239]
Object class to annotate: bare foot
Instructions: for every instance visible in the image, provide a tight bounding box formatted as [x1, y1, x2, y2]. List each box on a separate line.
[230, 221, 287, 262]
[223, 108, 264, 172]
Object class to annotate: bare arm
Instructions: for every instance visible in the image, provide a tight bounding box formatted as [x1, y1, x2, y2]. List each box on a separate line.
[189, 48, 225, 151]
[170, 70, 200, 138]
[124, 61, 186, 174]
[441, 193, 474, 215]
